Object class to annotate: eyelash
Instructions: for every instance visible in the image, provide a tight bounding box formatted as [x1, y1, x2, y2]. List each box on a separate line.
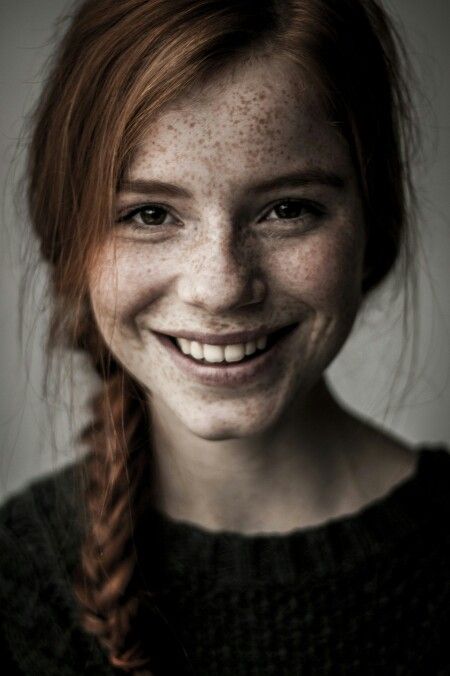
[117, 198, 326, 231]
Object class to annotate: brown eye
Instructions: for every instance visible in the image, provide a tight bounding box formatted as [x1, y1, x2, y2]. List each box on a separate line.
[119, 204, 177, 228]
[135, 206, 168, 225]
[265, 199, 323, 222]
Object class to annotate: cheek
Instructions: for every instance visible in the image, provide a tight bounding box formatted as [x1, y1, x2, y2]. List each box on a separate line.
[272, 228, 365, 311]
[88, 242, 165, 338]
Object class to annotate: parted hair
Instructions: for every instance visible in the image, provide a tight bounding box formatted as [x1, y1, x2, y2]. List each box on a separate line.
[23, 0, 418, 672]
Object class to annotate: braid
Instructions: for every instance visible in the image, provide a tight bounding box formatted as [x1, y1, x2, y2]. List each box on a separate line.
[72, 370, 155, 674]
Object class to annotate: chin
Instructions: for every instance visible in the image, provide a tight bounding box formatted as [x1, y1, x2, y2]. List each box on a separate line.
[178, 404, 281, 441]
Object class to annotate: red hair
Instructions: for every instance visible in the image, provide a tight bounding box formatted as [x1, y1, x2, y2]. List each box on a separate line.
[21, 0, 418, 672]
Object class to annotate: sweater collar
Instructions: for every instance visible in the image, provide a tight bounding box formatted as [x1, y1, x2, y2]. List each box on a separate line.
[139, 447, 450, 586]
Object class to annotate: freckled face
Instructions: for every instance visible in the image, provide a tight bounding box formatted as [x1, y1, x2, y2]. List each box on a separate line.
[88, 56, 366, 440]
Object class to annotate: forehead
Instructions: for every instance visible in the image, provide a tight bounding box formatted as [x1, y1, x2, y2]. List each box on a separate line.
[128, 55, 351, 188]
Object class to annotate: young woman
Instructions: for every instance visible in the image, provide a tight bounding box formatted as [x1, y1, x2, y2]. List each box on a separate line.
[0, 0, 448, 674]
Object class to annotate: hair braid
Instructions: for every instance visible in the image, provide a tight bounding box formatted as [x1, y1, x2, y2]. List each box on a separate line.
[73, 370, 155, 674]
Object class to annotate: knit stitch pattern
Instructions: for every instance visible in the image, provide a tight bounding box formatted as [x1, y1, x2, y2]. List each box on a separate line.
[1, 447, 449, 675]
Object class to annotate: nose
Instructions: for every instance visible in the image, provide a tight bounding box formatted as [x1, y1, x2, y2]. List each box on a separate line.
[176, 228, 266, 314]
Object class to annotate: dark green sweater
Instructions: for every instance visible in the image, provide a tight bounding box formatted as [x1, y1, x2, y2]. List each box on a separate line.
[0, 446, 449, 675]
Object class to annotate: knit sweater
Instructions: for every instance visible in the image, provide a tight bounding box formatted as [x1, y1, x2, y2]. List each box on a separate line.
[0, 446, 449, 675]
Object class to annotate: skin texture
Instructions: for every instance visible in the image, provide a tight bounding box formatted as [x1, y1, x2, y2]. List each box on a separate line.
[89, 55, 417, 533]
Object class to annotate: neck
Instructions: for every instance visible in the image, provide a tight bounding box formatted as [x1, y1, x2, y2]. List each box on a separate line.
[147, 379, 377, 533]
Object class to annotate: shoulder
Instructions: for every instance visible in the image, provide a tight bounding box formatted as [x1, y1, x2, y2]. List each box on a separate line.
[342, 412, 449, 509]
[409, 444, 450, 519]
[0, 459, 84, 612]
[0, 458, 107, 674]
[369, 442, 450, 555]
[367, 432, 450, 528]
[338, 414, 450, 553]
[0, 458, 85, 574]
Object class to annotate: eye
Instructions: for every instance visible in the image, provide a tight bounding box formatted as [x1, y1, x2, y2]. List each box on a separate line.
[117, 198, 325, 231]
[118, 204, 177, 228]
[263, 199, 325, 223]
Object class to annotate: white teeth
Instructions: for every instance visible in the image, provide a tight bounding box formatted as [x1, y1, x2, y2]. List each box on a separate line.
[190, 341, 204, 360]
[256, 335, 267, 350]
[224, 344, 246, 362]
[174, 335, 269, 363]
[244, 340, 256, 356]
[203, 344, 224, 363]
[178, 337, 191, 354]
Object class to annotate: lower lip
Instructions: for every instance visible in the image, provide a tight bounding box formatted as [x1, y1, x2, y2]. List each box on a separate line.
[152, 325, 299, 387]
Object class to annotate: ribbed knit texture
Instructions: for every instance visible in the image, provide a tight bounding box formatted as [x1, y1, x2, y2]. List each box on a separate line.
[0, 446, 449, 675]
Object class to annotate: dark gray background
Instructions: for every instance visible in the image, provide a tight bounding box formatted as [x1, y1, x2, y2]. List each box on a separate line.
[1, 0, 449, 501]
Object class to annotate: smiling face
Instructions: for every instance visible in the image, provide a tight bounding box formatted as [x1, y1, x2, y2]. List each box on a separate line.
[88, 54, 366, 441]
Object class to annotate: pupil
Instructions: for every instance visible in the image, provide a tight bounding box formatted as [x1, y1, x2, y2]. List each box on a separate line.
[141, 207, 165, 225]
[276, 202, 303, 219]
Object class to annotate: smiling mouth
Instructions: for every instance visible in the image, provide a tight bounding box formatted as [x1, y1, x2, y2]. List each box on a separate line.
[164, 322, 299, 366]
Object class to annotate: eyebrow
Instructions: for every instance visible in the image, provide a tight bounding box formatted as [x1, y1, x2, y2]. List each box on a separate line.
[118, 169, 346, 198]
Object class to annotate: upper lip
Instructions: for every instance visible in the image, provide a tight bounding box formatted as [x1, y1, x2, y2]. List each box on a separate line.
[153, 323, 297, 345]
